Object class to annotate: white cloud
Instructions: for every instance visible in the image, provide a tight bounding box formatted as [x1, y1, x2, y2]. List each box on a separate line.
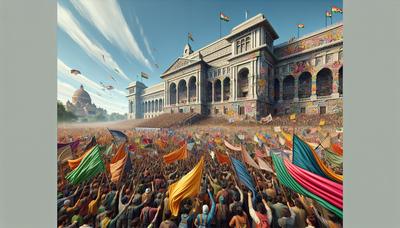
[57, 3, 131, 81]
[58, 79, 127, 114]
[135, 15, 155, 63]
[70, 0, 153, 70]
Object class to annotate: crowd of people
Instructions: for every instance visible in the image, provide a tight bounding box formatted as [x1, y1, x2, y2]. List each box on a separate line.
[57, 124, 343, 228]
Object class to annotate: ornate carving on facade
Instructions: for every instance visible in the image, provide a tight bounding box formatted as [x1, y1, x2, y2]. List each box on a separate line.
[275, 25, 343, 59]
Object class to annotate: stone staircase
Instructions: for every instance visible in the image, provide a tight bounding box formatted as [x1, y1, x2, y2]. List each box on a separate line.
[136, 112, 203, 128]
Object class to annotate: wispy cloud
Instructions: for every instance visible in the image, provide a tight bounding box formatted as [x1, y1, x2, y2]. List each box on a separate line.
[134, 15, 156, 63]
[57, 3, 131, 81]
[70, 0, 153, 70]
[57, 59, 127, 114]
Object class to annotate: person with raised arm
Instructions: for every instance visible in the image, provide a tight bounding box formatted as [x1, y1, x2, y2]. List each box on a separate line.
[248, 191, 272, 228]
[194, 188, 216, 228]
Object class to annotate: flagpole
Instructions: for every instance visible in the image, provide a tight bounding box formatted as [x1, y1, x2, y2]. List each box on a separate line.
[325, 14, 327, 27]
[330, 15, 333, 25]
[297, 27, 299, 39]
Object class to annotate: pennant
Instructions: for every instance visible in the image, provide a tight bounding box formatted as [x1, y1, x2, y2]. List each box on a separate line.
[256, 157, 273, 173]
[140, 72, 149, 79]
[163, 144, 188, 164]
[271, 154, 342, 218]
[65, 145, 105, 185]
[168, 157, 205, 216]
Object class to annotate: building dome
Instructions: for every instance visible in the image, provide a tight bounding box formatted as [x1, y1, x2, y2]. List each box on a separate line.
[72, 85, 92, 105]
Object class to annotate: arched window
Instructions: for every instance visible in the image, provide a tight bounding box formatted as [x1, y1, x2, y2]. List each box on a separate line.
[316, 68, 333, 96]
[283, 75, 295, 100]
[159, 99, 163, 111]
[155, 100, 159, 112]
[298, 72, 312, 98]
[274, 79, 280, 102]
[188, 76, 196, 102]
[223, 77, 231, 101]
[206, 81, 212, 102]
[339, 67, 343, 95]
[178, 80, 187, 104]
[214, 79, 222, 102]
[238, 68, 249, 98]
[169, 83, 176, 105]
[151, 100, 155, 112]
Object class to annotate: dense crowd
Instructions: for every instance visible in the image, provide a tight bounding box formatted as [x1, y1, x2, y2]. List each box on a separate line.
[57, 125, 343, 228]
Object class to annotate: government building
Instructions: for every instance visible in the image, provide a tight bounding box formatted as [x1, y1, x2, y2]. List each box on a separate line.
[127, 14, 343, 120]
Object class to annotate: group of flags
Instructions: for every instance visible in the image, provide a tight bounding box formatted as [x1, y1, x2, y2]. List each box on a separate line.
[62, 129, 132, 185]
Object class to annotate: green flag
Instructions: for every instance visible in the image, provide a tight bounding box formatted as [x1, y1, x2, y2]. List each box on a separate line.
[66, 145, 105, 185]
[104, 143, 114, 156]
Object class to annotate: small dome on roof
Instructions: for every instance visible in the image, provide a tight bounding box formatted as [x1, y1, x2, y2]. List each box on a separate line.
[72, 85, 91, 105]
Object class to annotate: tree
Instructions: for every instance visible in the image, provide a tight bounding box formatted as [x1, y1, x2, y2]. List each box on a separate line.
[57, 101, 77, 122]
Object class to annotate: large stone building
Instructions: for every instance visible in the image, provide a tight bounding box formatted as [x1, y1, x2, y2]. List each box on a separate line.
[127, 14, 343, 120]
[66, 85, 107, 118]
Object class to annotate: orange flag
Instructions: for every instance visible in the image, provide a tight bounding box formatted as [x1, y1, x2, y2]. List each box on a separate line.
[68, 149, 90, 170]
[111, 143, 126, 163]
[110, 154, 128, 183]
[163, 144, 188, 164]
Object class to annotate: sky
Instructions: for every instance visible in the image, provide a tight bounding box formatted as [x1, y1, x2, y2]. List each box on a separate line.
[57, 0, 343, 115]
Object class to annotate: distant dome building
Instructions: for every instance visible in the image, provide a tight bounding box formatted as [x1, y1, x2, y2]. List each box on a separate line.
[66, 85, 106, 118]
[72, 85, 92, 105]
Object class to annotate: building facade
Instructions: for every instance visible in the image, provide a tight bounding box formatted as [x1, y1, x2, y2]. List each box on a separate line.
[127, 14, 343, 120]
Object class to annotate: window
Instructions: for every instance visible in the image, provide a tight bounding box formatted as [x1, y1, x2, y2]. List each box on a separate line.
[223, 68, 226, 75]
[236, 35, 251, 54]
[301, 107, 306, 113]
[239, 106, 245, 115]
[218, 69, 221, 76]
[227, 67, 230, 74]
[315, 56, 323, 66]
[326, 53, 335, 63]
[214, 108, 219, 114]
[320, 106, 326, 115]
[245, 37, 251, 51]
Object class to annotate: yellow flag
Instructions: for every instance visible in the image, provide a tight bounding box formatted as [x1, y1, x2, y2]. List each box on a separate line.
[319, 119, 326, 126]
[168, 156, 205, 216]
[290, 114, 296, 120]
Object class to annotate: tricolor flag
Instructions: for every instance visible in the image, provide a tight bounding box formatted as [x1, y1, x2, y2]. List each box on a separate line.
[297, 24, 305, 29]
[188, 32, 194, 42]
[141, 72, 149, 79]
[326, 10, 332, 17]
[220, 12, 230, 22]
[331, 6, 343, 14]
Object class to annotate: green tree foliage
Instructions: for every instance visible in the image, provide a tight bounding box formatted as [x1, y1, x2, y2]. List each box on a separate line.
[57, 101, 77, 122]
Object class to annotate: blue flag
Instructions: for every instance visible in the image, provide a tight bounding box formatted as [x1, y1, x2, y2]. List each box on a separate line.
[231, 157, 257, 200]
[108, 129, 128, 142]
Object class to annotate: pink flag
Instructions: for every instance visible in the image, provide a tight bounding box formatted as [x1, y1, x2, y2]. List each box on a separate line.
[241, 147, 260, 169]
[224, 140, 242, 151]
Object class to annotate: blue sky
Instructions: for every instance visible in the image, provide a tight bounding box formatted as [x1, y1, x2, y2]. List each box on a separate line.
[57, 0, 343, 114]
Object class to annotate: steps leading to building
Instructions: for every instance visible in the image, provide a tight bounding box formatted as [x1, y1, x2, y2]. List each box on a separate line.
[136, 113, 203, 128]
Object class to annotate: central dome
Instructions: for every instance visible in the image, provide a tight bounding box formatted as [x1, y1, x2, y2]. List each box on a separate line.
[72, 85, 91, 105]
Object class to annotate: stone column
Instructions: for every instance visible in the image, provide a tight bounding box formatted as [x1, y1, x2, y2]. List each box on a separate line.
[211, 81, 215, 104]
[279, 79, 283, 102]
[176, 83, 179, 106]
[294, 77, 299, 102]
[311, 74, 317, 100]
[221, 80, 224, 102]
[332, 69, 340, 98]
[186, 81, 189, 104]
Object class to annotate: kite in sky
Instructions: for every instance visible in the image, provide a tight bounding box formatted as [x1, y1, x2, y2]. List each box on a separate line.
[70, 69, 81, 75]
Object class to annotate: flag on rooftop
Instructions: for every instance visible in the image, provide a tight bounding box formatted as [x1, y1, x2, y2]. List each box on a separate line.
[326, 10, 332, 17]
[297, 24, 305, 29]
[141, 72, 149, 79]
[188, 32, 194, 42]
[220, 12, 230, 22]
[331, 6, 343, 14]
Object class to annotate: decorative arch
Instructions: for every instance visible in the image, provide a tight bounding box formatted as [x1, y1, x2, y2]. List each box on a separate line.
[237, 68, 249, 98]
[169, 83, 177, 105]
[214, 79, 222, 102]
[283, 75, 295, 100]
[188, 76, 196, 102]
[223, 77, 231, 101]
[316, 68, 333, 96]
[206, 81, 212, 102]
[298, 72, 312, 98]
[178, 80, 187, 104]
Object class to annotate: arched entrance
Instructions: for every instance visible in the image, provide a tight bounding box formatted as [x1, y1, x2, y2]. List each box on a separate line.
[223, 77, 231, 101]
[316, 68, 333, 96]
[237, 68, 249, 98]
[283, 75, 295, 100]
[188, 76, 196, 103]
[169, 83, 177, 105]
[214, 79, 222, 102]
[178, 80, 187, 104]
[206, 81, 212, 102]
[298, 72, 312, 98]
[274, 78, 280, 102]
